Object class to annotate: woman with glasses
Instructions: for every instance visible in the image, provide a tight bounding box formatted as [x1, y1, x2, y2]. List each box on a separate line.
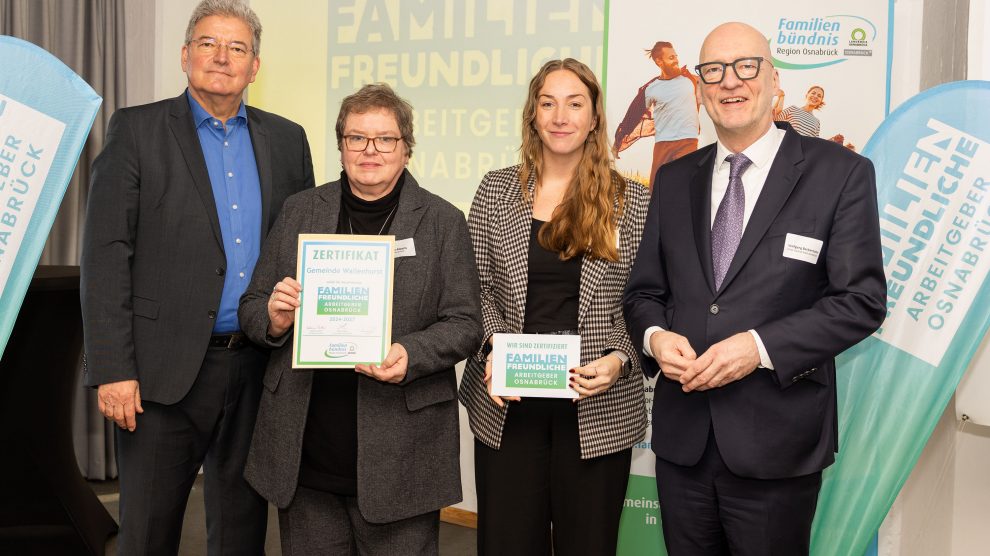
[773, 85, 826, 137]
[459, 58, 649, 555]
[239, 83, 482, 555]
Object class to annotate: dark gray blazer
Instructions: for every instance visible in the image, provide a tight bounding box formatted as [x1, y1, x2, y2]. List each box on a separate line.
[81, 92, 315, 403]
[239, 172, 482, 523]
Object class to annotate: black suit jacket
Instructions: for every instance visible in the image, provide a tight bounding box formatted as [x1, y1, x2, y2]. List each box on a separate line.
[623, 124, 886, 479]
[81, 92, 315, 404]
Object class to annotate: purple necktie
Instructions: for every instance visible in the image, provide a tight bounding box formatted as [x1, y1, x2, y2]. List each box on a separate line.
[712, 153, 752, 290]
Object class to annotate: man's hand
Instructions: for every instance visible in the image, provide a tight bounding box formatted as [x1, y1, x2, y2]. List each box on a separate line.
[649, 330, 697, 381]
[355, 343, 408, 384]
[680, 332, 761, 392]
[98, 380, 143, 431]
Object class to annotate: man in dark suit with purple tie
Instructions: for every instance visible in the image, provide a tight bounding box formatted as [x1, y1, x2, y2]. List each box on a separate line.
[622, 22, 886, 555]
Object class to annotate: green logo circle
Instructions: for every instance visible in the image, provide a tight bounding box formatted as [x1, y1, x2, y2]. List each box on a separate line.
[851, 28, 867, 41]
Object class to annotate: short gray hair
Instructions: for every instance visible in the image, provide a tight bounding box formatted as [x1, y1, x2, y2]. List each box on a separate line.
[185, 0, 262, 55]
[335, 83, 416, 157]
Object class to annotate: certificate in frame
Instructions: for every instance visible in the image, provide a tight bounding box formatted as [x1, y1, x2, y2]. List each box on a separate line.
[292, 234, 394, 369]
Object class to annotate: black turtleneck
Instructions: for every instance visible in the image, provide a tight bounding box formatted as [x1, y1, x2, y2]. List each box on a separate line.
[298, 171, 405, 496]
[339, 170, 404, 235]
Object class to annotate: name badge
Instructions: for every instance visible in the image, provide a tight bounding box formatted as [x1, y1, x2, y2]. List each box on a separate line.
[782, 233, 823, 264]
[394, 237, 416, 258]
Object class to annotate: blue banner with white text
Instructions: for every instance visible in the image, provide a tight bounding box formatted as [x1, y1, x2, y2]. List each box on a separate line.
[0, 35, 102, 356]
[811, 80, 990, 555]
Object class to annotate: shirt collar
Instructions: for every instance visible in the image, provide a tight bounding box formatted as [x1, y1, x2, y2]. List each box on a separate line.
[714, 123, 786, 173]
[186, 89, 247, 128]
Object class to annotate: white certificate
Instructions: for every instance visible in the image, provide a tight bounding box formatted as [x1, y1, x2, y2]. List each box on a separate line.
[491, 333, 581, 399]
[292, 234, 394, 369]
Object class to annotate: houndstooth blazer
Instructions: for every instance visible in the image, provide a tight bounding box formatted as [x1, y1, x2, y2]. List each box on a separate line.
[458, 165, 649, 459]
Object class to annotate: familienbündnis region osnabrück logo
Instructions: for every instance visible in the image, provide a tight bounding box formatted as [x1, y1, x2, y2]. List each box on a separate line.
[771, 14, 876, 70]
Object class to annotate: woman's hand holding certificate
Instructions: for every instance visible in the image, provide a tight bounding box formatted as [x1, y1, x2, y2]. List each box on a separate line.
[267, 276, 302, 338]
[483, 354, 521, 408]
[569, 354, 623, 400]
[355, 343, 408, 384]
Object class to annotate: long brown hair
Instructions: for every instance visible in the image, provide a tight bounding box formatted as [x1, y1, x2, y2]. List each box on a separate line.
[519, 58, 626, 262]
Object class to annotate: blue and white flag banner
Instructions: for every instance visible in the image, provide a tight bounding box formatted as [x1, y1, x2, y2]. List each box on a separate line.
[811, 80, 990, 556]
[0, 35, 101, 356]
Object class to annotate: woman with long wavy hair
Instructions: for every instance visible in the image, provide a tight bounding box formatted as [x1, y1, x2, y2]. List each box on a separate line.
[459, 58, 649, 555]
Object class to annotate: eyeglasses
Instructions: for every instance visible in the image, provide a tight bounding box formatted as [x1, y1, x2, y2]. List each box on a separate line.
[694, 57, 769, 84]
[189, 37, 254, 59]
[342, 135, 403, 153]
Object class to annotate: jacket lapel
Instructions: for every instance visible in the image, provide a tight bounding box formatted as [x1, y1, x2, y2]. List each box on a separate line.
[388, 170, 427, 245]
[168, 94, 224, 250]
[247, 107, 274, 231]
[690, 147, 717, 295]
[313, 181, 341, 234]
[718, 128, 805, 294]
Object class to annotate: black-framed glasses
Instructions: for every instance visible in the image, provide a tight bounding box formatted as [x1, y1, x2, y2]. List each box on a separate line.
[694, 57, 769, 84]
[343, 135, 403, 153]
[189, 37, 254, 59]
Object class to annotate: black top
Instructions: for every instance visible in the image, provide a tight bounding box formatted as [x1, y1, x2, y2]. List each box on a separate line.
[523, 219, 581, 333]
[297, 172, 404, 495]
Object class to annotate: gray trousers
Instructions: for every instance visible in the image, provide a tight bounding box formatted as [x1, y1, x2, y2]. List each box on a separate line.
[279, 486, 439, 556]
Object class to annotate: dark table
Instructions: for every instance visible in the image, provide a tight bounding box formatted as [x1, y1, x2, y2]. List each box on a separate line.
[0, 265, 117, 555]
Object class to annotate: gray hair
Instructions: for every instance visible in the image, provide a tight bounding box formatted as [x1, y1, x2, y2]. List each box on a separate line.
[335, 83, 416, 157]
[185, 0, 262, 55]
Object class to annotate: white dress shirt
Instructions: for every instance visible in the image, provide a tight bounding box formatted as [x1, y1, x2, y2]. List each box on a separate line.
[644, 123, 786, 370]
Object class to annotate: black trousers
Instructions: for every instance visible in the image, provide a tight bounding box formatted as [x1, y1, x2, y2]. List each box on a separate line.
[654, 427, 822, 556]
[474, 398, 632, 556]
[115, 344, 269, 555]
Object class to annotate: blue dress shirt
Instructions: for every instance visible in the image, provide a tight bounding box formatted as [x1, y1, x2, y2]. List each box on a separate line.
[187, 91, 262, 333]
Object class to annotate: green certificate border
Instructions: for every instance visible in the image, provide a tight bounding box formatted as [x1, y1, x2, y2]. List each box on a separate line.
[292, 234, 395, 368]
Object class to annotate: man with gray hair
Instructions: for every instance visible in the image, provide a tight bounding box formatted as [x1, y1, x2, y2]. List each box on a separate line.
[81, 0, 314, 553]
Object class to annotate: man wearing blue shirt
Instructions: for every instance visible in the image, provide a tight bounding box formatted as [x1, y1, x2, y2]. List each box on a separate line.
[80, 0, 314, 553]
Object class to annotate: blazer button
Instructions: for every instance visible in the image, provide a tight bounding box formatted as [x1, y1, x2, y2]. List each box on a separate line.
[709, 304, 719, 315]
[208, 310, 217, 319]
[216, 267, 225, 276]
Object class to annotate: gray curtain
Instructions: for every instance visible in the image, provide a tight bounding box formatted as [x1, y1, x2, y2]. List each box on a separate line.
[0, 0, 126, 480]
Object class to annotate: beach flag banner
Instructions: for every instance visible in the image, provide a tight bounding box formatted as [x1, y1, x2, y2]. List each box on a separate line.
[0, 35, 102, 356]
[812, 80, 990, 556]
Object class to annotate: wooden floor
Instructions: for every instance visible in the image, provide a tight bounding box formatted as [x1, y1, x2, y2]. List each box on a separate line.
[90, 477, 478, 555]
